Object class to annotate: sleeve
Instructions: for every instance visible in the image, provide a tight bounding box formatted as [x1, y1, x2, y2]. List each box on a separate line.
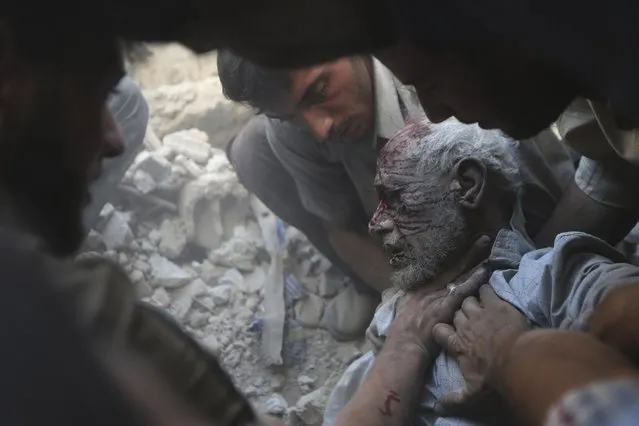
[545, 379, 639, 426]
[322, 351, 376, 426]
[575, 156, 639, 210]
[264, 119, 361, 225]
[492, 232, 639, 331]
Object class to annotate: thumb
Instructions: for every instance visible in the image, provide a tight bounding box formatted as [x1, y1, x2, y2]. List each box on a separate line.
[432, 323, 458, 353]
[435, 387, 472, 415]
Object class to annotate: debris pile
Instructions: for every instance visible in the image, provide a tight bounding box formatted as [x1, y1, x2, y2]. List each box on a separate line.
[86, 47, 368, 423]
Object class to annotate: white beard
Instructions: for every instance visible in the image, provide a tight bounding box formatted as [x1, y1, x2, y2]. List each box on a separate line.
[391, 198, 471, 292]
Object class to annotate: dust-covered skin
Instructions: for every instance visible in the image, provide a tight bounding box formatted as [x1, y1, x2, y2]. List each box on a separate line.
[369, 122, 473, 291]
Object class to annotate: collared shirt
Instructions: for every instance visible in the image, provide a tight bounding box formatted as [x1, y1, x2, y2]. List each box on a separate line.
[371, 57, 424, 142]
[545, 379, 639, 426]
[323, 200, 639, 426]
[557, 99, 639, 210]
[265, 59, 577, 233]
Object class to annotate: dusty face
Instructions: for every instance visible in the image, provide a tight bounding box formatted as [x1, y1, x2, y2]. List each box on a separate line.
[368, 125, 473, 291]
[377, 44, 577, 139]
[269, 57, 374, 142]
[0, 26, 125, 256]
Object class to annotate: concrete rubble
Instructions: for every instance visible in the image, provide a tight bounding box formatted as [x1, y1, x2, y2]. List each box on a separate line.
[83, 45, 369, 425]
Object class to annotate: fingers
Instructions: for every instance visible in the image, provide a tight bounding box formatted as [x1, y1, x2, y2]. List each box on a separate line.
[478, 284, 501, 306]
[435, 388, 471, 415]
[453, 310, 468, 329]
[444, 265, 490, 309]
[432, 323, 456, 351]
[461, 296, 482, 316]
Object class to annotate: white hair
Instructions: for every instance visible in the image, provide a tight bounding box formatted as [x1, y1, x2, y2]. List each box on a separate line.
[406, 117, 521, 193]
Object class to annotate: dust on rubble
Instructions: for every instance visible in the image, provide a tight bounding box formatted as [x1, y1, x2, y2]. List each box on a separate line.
[83, 44, 369, 426]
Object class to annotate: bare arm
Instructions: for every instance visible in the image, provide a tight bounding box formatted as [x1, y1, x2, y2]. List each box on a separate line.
[587, 282, 639, 364]
[534, 180, 637, 247]
[495, 330, 639, 426]
[333, 341, 430, 426]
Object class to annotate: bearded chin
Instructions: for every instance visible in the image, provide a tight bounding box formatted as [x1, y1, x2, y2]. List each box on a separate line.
[391, 203, 471, 292]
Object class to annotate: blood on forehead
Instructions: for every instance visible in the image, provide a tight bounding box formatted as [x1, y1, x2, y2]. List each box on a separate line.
[379, 119, 431, 170]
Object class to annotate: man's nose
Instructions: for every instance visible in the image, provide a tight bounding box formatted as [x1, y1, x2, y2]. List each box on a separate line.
[369, 208, 394, 236]
[301, 109, 333, 141]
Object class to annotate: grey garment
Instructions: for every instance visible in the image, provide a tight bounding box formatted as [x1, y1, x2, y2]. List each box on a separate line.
[323, 203, 639, 426]
[558, 100, 639, 210]
[267, 117, 576, 237]
[83, 76, 149, 230]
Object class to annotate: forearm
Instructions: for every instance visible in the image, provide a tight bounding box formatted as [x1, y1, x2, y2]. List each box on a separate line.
[587, 283, 639, 364]
[327, 226, 393, 292]
[334, 341, 430, 426]
[535, 181, 637, 247]
[493, 330, 639, 426]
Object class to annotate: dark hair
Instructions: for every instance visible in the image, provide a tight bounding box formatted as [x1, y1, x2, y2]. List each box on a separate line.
[217, 49, 291, 112]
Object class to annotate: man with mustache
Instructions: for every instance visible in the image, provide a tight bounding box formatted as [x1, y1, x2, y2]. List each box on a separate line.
[218, 50, 577, 341]
[323, 118, 639, 426]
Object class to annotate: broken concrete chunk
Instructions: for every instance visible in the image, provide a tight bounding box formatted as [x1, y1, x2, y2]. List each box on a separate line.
[218, 268, 244, 289]
[147, 228, 162, 246]
[132, 169, 156, 194]
[209, 234, 258, 271]
[199, 260, 227, 285]
[135, 150, 172, 183]
[99, 203, 115, 220]
[193, 200, 224, 250]
[209, 284, 235, 306]
[84, 229, 105, 251]
[158, 218, 187, 259]
[129, 270, 145, 283]
[201, 334, 222, 355]
[171, 278, 207, 319]
[148, 253, 193, 288]
[289, 372, 341, 426]
[132, 259, 151, 275]
[163, 128, 211, 164]
[135, 279, 153, 299]
[265, 394, 288, 416]
[294, 294, 326, 329]
[297, 375, 316, 393]
[174, 154, 204, 177]
[101, 211, 134, 250]
[239, 265, 266, 293]
[151, 287, 171, 308]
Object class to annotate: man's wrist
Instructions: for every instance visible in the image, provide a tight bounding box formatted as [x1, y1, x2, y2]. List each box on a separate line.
[382, 334, 432, 366]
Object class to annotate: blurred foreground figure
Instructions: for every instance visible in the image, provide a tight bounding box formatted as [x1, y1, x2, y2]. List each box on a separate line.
[0, 7, 280, 426]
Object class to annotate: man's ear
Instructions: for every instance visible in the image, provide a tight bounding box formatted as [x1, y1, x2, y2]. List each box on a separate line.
[451, 157, 486, 210]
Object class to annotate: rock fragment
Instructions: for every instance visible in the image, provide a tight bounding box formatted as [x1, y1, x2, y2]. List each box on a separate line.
[148, 253, 193, 288]
[265, 394, 288, 416]
[157, 218, 187, 259]
[163, 128, 211, 164]
[101, 211, 134, 250]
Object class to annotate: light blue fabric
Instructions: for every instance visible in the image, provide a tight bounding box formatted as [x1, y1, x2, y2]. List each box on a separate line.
[323, 202, 639, 426]
[546, 379, 639, 426]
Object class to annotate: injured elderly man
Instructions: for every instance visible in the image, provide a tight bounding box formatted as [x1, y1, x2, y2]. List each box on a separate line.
[323, 118, 639, 426]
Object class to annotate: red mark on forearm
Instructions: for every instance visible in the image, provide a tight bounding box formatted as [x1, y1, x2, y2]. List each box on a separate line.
[378, 390, 401, 416]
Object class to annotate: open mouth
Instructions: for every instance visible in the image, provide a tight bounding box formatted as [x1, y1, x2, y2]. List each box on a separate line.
[388, 249, 407, 269]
